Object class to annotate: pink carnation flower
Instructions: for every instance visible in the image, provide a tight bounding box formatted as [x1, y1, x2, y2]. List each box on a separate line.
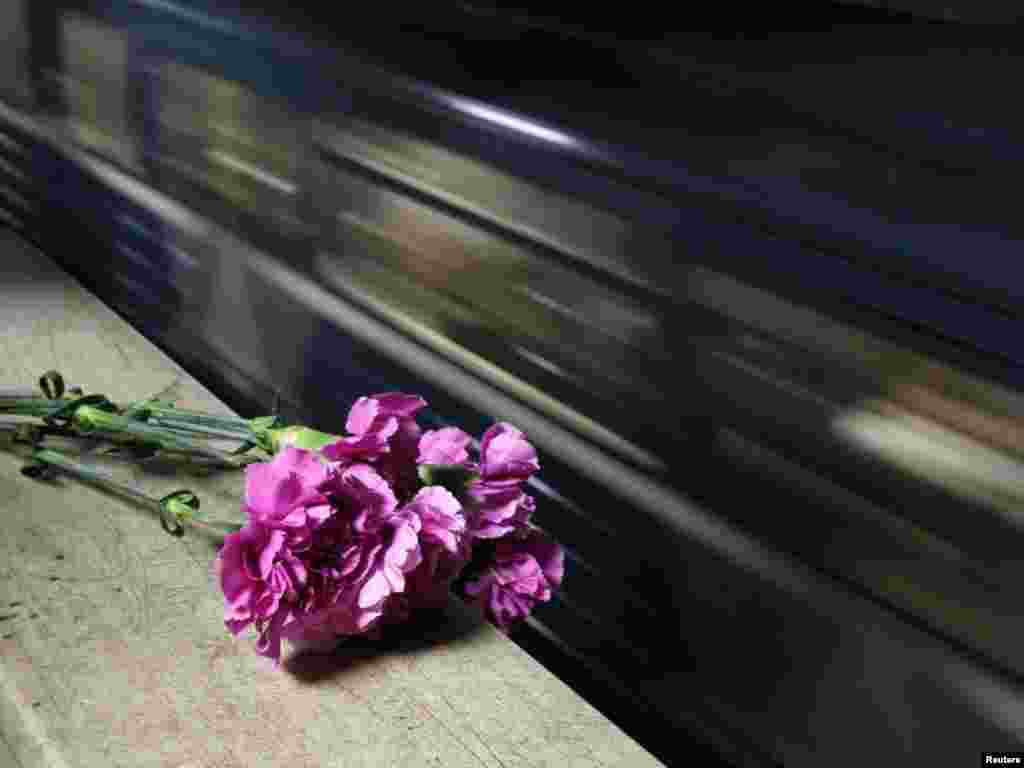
[329, 463, 399, 528]
[478, 423, 539, 486]
[406, 486, 465, 554]
[462, 530, 564, 632]
[218, 398, 560, 659]
[323, 393, 427, 501]
[218, 446, 335, 662]
[461, 423, 539, 539]
[417, 427, 472, 466]
[465, 484, 535, 539]
[401, 486, 469, 612]
[217, 523, 309, 663]
[322, 393, 427, 464]
[278, 462, 424, 648]
[218, 453, 424, 662]
[243, 446, 333, 537]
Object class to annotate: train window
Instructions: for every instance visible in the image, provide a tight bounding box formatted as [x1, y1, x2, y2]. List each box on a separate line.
[58, 12, 136, 169]
[153, 61, 305, 236]
[314, 115, 680, 295]
[314, 160, 676, 449]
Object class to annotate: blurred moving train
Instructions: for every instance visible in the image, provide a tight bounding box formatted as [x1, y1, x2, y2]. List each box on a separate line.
[2, 2, 1024, 765]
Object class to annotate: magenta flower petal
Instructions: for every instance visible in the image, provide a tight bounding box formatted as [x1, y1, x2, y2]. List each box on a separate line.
[390, 519, 423, 562]
[217, 523, 306, 660]
[417, 427, 472, 465]
[358, 571, 390, 609]
[479, 423, 540, 485]
[244, 446, 330, 530]
[466, 484, 527, 539]
[356, 608, 382, 631]
[345, 396, 381, 435]
[217, 529, 253, 601]
[305, 503, 333, 525]
[332, 393, 429, 497]
[226, 618, 255, 639]
[462, 528, 564, 631]
[224, 588, 255, 623]
[255, 609, 290, 663]
[404, 486, 465, 553]
[271, 444, 332, 487]
[322, 420, 398, 462]
[377, 510, 423, 595]
[371, 393, 428, 418]
[527, 531, 565, 587]
[331, 463, 399, 517]
[245, 466, 304, 521]
[343, 393, 424, 441]
[258, 529, 288, 580]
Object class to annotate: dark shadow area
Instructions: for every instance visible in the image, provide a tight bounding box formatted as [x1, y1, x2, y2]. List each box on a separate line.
[284, 597, 487, 684]
[0, 230, 71, 288]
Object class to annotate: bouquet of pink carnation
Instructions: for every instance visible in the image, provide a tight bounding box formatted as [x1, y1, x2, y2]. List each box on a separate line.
[218, 393, 564, 662]
[5, 374, 563, 664]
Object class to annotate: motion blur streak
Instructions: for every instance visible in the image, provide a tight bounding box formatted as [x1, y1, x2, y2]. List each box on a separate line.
[449, 98, 578, 147]
[834, 404, 1024, 528]
[205, 150, 297, 195]
[314, 250, 667, 473]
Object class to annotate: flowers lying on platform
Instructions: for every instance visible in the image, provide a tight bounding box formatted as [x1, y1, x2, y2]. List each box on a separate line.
[4, 372, 565, 663]
[218, 393, 563, 662]
[7, 374, 564, 663]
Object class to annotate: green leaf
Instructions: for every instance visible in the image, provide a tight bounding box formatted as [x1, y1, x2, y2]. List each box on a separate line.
[248, 415, 279, 432]
[267, 426, 341, 453]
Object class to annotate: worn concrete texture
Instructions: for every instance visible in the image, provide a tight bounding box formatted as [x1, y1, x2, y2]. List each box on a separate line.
[0, 230, 663, 767]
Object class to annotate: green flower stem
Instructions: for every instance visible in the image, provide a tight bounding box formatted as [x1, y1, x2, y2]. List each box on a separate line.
[69, 406, 253, 467]
[183, 518, 245, 537]
[136, 404, 257, 432]
[1, 395, 257, 437]
[30, 448, 181, 534]
[145, 418, 255, 442]
[0, 398, 67, 418]
[31, 448, 154, 503]
[122, 403, 271, 448]
[26, 449, 241, 538]
[1, 380, 277, 455]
